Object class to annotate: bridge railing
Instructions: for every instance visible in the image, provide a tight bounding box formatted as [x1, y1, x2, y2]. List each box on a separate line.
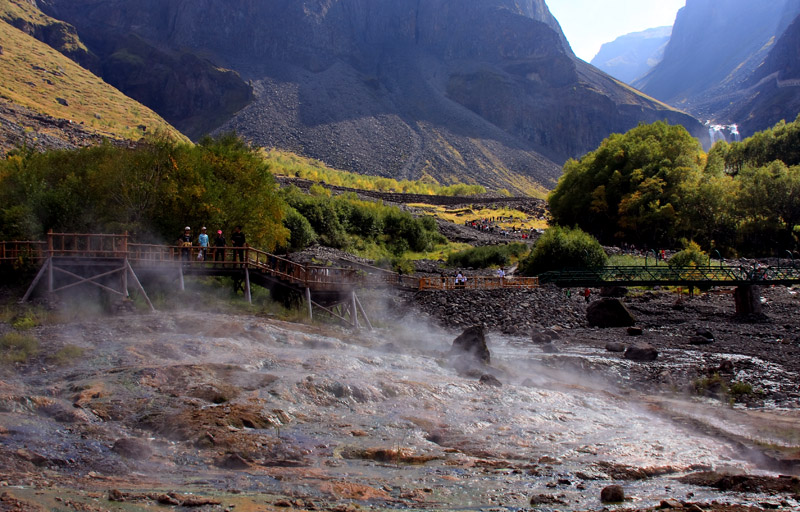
[0, 241, 46, 262]
[419, 276, 539, 291]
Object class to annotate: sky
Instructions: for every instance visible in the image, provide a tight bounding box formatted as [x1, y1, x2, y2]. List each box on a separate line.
[546, 0, 687, 62]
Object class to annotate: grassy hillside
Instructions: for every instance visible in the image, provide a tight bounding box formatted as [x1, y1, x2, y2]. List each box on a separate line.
[0, 19, 186, 143]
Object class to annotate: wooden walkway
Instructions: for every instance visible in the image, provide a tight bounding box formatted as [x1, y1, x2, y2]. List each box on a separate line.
[1, 233, 540, 327]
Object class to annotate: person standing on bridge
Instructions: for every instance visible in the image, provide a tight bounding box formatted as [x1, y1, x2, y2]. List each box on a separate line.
[231, 225, 246, 265]
[197, 227, 209, 261]
[214, 229, 226, 264]
[178, 227, 192, 263]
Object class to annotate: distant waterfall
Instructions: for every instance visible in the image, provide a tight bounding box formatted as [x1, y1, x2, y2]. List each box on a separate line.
[707, 122, 741, 145]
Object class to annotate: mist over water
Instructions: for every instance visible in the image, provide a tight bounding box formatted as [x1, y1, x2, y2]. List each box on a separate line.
[2, 306, 791, 510]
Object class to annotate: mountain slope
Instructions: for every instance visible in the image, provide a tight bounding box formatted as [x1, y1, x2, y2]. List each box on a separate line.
[0, 19, 185, 153]
[37, 0, 706, 192]
[717, 13, 800, 136]
[591, 27, 671, 85]
[632, 0, 800, 136]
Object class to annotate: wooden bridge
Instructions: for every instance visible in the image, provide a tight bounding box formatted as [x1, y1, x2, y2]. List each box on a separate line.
[1, 232, 539, 328]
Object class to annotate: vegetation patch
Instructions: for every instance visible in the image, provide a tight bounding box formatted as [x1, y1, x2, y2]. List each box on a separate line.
[521, 226, 607, 275]
[0, 331, 39, 363]
[447, 243, 528, 269]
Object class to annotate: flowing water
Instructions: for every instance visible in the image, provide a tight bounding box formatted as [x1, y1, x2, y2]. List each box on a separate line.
[1, 311, 797, 510]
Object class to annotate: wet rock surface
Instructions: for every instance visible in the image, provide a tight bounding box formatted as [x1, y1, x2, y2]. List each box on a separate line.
[0, 284, 798, 511]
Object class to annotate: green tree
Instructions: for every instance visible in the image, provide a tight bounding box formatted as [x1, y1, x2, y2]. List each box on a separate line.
[548, 121, 704, 247]
[520, 226, 607, 275]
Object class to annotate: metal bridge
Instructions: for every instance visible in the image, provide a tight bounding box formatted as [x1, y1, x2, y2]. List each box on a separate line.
[538, 264, 800, 288]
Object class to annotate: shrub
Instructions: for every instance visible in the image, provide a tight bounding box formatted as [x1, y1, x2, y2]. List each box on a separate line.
[668, 241, 709, 267]
[282, 208, 317, 252]
[520, 226, 607, 275]
[447, 243, 528, 269]
[0, 332, 39, 363]
[50, 344, 86, 365]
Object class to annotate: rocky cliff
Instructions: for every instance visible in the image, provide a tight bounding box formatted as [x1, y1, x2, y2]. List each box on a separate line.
[591, 27, 671, 85]
[37, 0, 705, 191]
[633, 0, 800, 137]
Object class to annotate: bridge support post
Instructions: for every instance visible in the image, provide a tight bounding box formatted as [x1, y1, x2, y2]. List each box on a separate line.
[244, 267, 252, 304]
[178, 266, 185, 291]
[734, 285, 762, 317]
[305, 287, 313, 320]
[351, 291, 359, 329]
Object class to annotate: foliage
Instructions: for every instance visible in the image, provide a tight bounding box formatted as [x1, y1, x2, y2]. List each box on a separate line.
[520, 226, 607, 275]
[668, 241, 709, 267]
[49, 344, 86, 365]
[263, 150, 541, 196]
[0, 133, 288, 251]
[11, 310, 39, 330]
[280, 186, 444, 256]
[548, 118, 800, 256]
[548, 121, 704, 248]
[446, 243, 528, 269]
[282, 207, 317, 252]
[0, 332, 39, 364]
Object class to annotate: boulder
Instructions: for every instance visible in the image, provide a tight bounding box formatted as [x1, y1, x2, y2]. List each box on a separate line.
[600, 484, 625, 503]
[624, 343, 659, 362]
[600, 286, 628, 297]
[111, 438, 152, 460]
[587, 299, 636, 328]
[626, 326, 643, 336]
[688, 335, 713, 345]
[696, 328, 715, 341]
[605, 341, 627, 353]
[541, 343, 559, 354]
[479, 374, 502, 387]
[531, 328, 560, 344]
[450, 325, 490, 364]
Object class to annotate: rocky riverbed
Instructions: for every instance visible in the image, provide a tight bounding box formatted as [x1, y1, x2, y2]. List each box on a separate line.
[0, 283, 798, 511]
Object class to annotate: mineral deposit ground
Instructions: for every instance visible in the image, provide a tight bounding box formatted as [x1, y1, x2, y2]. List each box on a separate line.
[0, 283, 799, 512]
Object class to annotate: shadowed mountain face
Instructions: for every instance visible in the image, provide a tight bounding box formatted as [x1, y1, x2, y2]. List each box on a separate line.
[591, 27, 671, 85]
[632, 0, 800, 138]
[38, 0, 704, 191]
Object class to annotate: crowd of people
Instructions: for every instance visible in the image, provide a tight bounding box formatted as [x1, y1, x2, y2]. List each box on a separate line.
[464, 217, 542, 240]
[177, 225, 247, 262]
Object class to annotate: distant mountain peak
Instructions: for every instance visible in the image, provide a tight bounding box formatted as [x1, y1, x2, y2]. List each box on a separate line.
[591, 26, 672, 84]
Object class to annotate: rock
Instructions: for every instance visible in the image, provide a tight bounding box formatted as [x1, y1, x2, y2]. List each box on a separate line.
[672, 299, 685, 311]
[688, 335, 713, 345]
[605, 341, 627, 353]
[214, 453, 251, 470]
[695, 328, 715, 341]
[478, 374, 502, 387]
[600, 286, 628, 297]
[627, 326, 643, 336]
[111, 438, 152, 460]
[108, 489, 126, 502]
[450, 325, 490, 364]
[659, 498, 683, 508]
[541, 343, 559, 353]
[586, 299, 635, 328]
[624, 343, 659, 362]
[531, 328, 560, 344]
[600, 484, 625, 503]
[718, 359, 734, 373]
[530, 494, 566, 505]
[56, 97, 69, 106]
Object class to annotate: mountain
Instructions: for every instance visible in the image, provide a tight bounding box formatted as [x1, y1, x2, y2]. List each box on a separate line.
[591, 26, 672, 85]
[0, 17, 185, 154]
[713, 13, 800, 137]
[34, 0, 705, 192]
[633, 0, 800, 138]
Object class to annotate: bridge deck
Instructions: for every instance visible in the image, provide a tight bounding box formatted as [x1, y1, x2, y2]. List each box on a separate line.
[1, 233, 539, 293]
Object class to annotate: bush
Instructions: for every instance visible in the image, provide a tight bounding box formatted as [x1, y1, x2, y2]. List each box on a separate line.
[668, 241, 709, 267]
[0, 332, 39, 363]
[520, 226, 607, 275]
[282, 208, 317, 252]
[447, 243, 528, 269]
[50, 344, 86, 365]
